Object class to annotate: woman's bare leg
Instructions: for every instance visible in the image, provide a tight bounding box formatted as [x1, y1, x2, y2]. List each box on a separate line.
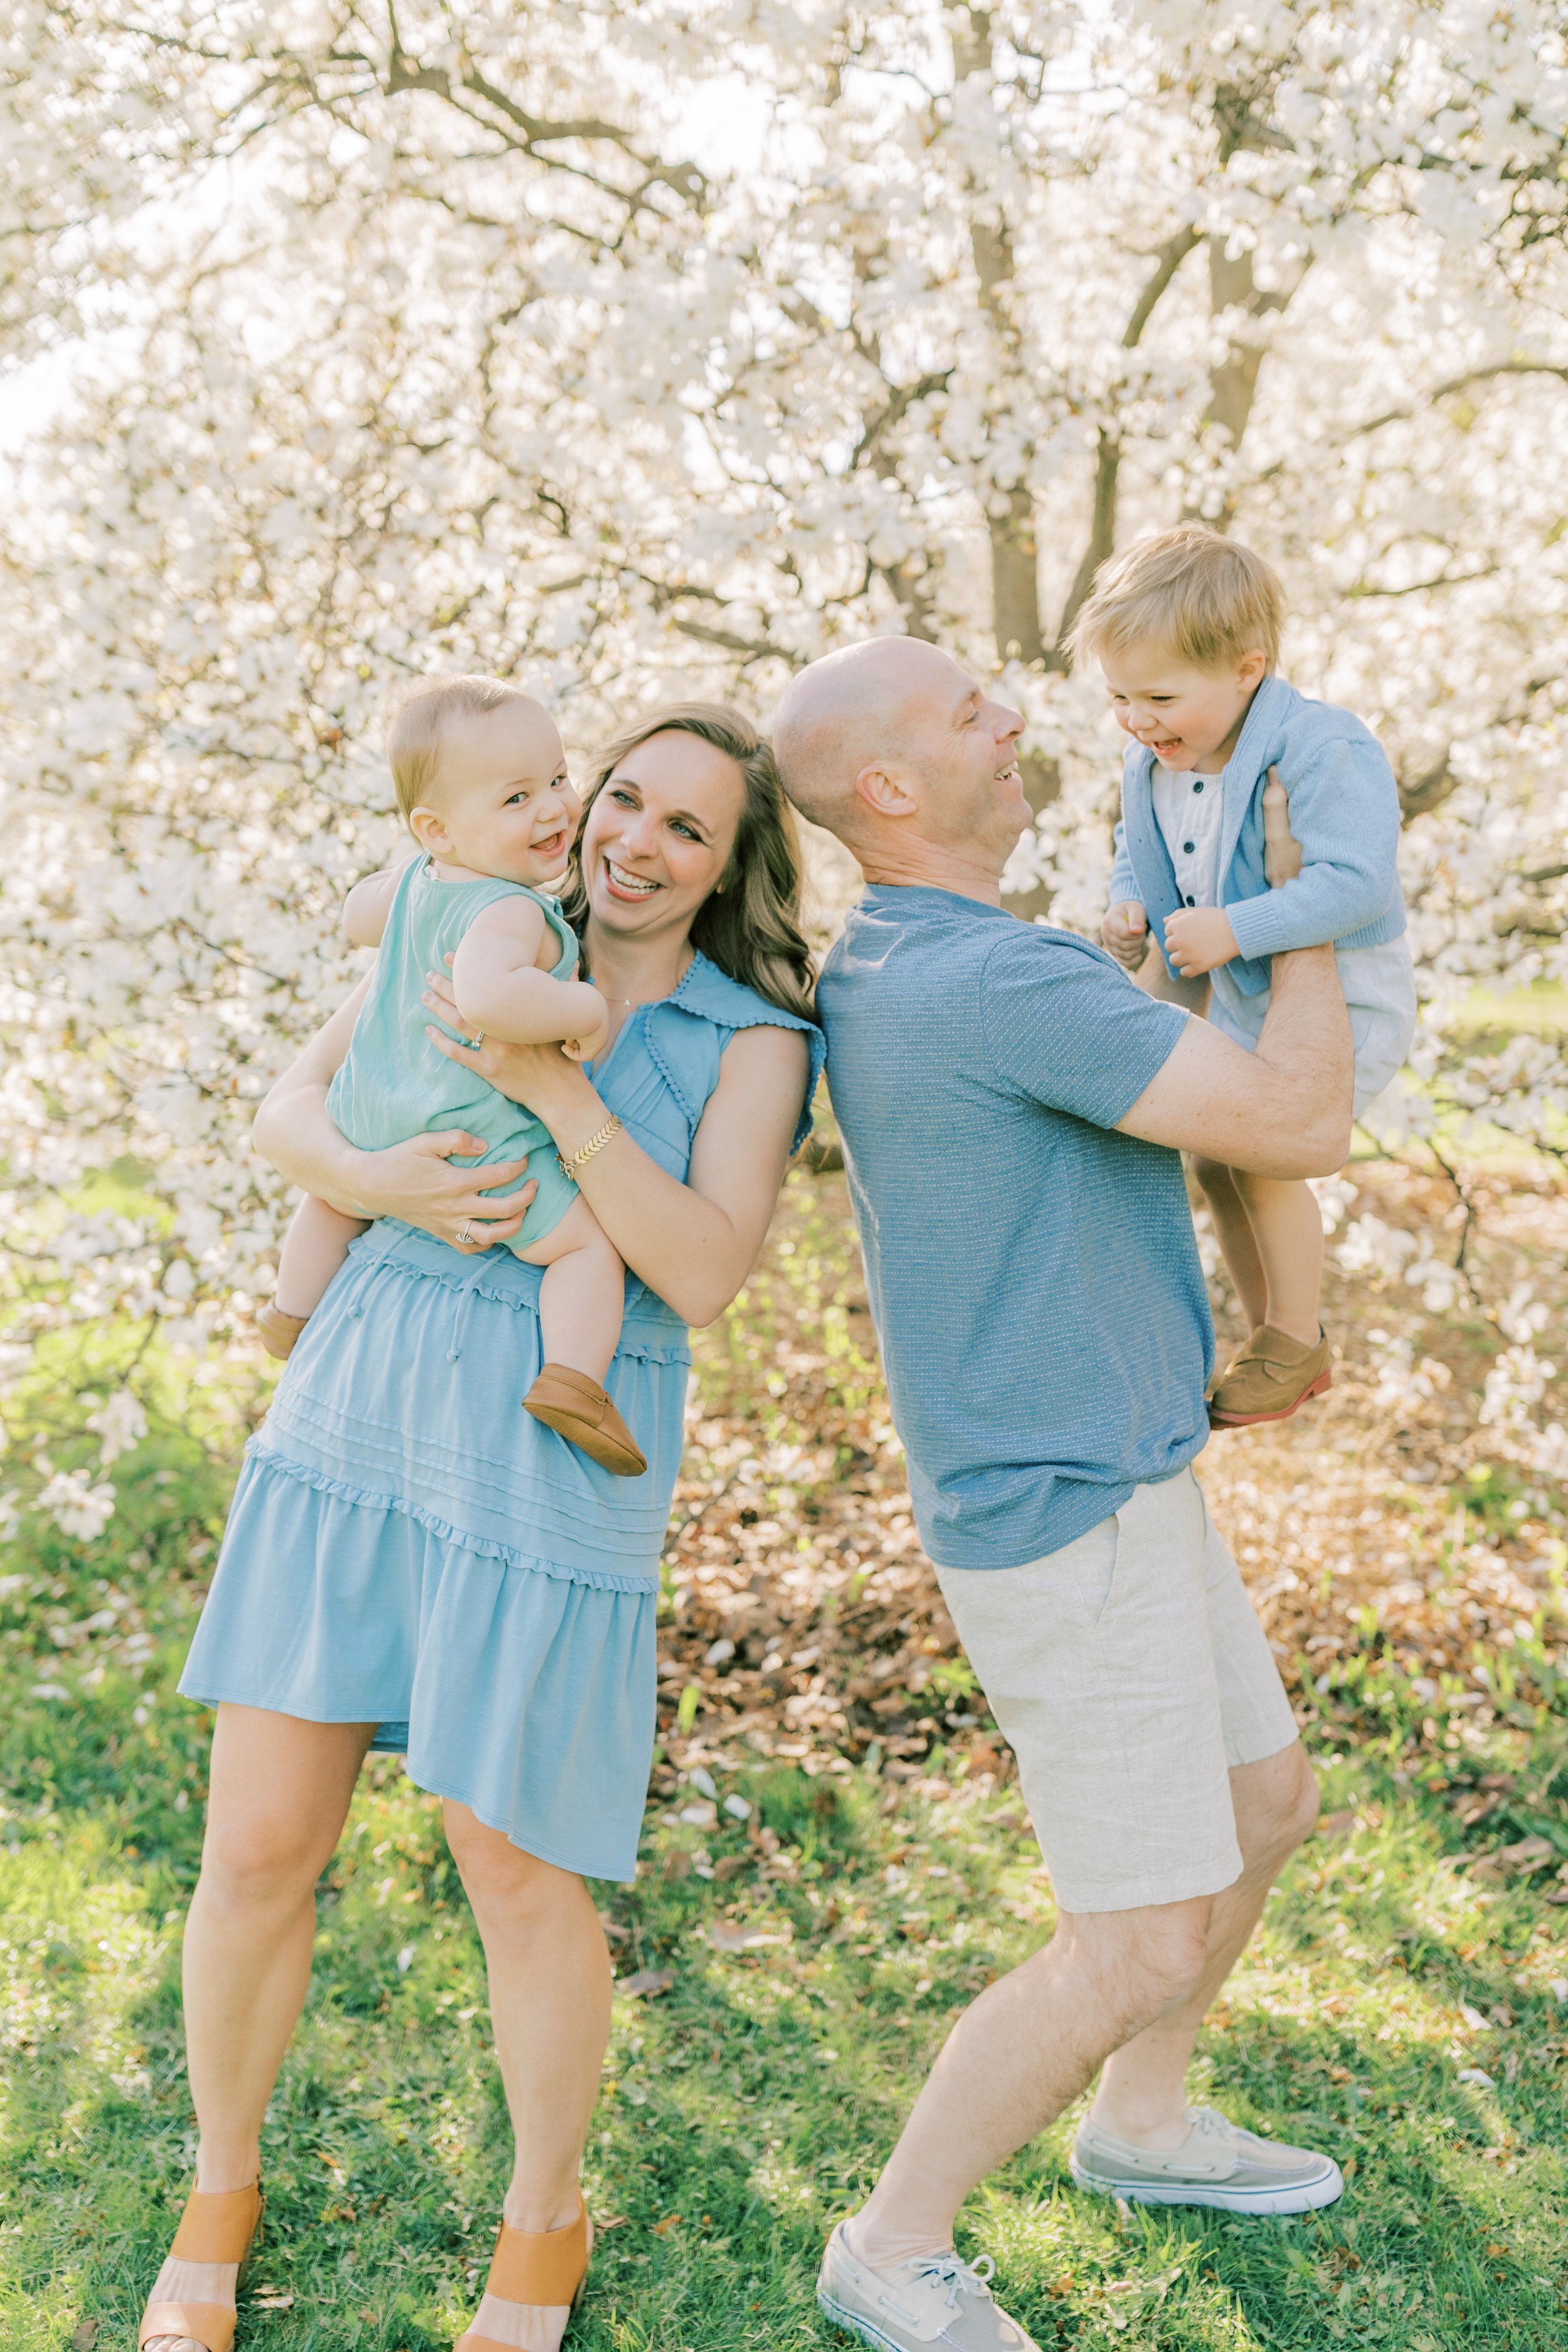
[144, 1706, 373, 2352]
[443, 1804, 612, 2348]
[444, 1803, 612, 2224]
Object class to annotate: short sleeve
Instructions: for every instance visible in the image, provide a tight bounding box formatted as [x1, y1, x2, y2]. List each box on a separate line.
[978, 927, 1188, 1129]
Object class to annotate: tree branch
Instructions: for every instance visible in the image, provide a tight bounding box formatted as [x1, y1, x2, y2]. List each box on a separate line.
[1342, 361, 1568, 444]
[1048, 225, 1201, 667]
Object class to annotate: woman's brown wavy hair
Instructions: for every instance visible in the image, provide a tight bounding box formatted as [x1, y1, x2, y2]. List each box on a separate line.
[558, 703, 817, 1025]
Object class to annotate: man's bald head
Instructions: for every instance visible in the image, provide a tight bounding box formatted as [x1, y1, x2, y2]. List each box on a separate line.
[773, 637, 969, 840]
[772, 635, 1028, 895]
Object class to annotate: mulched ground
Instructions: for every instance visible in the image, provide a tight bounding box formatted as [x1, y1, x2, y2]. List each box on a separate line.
[654, 1157, 1568, 1861]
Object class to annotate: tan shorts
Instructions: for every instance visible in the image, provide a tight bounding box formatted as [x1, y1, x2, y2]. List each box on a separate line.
[935, 1466, 1298, 1914]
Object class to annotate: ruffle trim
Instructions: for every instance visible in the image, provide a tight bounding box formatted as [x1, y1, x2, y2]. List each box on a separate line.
[342, 1231, 691, 1362]
[241, 1443, 661, 1595]
[653, 954, 826, 1154]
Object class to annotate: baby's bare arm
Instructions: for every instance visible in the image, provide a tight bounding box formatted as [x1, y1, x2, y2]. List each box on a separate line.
[450, 898, 607, 1049]
[343, 854, 418, 949]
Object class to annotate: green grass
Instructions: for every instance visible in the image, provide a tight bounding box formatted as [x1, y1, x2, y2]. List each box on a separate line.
[6, 1502, 1568, 2346]
[8, 1197, 1568, 2349]
[1449, 983, 1568, 1042]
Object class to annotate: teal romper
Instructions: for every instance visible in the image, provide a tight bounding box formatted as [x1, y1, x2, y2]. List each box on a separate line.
[326, 855, 581, 1249]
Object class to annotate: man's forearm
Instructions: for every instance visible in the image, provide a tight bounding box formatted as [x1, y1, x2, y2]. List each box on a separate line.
[1246, 946, 1353, 1167]
[1136, 955, 1211, 1016]
[1117, 945, 1352, 1175]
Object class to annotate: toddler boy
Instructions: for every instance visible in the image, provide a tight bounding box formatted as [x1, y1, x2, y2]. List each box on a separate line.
[1074, 526, 1415, 1426]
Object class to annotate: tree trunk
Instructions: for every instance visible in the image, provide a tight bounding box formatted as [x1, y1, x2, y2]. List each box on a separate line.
[970, 213, 1047, 671]
[1185, 236, 1304, 524]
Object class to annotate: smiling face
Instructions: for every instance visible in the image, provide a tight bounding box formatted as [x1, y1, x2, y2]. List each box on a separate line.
[899, 654, 1030, 857]
[1099, 638, 1268, 775]
[408, 699, 580, 884]
[578, 728, 745, 947]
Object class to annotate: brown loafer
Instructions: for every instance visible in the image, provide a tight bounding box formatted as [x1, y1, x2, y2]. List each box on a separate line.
[524, 1365, 647, 1476]
[255, 1304, 309, 1360]
[1208, 1325, 1331, 1427]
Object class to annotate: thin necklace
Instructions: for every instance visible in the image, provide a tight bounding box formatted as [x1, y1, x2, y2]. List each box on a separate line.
[585, 949, 693, 1008]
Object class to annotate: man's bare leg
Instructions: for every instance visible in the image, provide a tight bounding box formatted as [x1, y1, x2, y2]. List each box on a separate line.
[850, 1742, 1318, 2268]
[1091, 1741, 1319, 2146]
[850, 1895, 1212, 2269]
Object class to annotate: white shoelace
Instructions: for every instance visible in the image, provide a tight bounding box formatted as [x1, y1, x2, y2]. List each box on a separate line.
[910, 2252, 997, 2311]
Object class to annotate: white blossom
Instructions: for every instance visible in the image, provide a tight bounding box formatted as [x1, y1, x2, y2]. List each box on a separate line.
[84, 1389, 149, 1467]
[1, 1, 1566, 1537]
[36, 1470, 120, 1542]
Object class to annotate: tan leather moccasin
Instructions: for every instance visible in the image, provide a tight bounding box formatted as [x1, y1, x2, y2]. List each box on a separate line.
[524, 1365, 648, 1476]
[255, 1304, 310, 1361]
[1207, 1325, 1331, 1428]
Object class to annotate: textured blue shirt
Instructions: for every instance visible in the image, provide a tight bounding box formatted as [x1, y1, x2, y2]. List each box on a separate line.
[817, 887, 1212, 1570]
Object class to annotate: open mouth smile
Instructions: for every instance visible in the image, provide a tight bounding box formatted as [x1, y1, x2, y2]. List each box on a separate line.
[603, 856, 660, 899]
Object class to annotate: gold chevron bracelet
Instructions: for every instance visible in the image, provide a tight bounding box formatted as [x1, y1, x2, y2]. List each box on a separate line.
[556, 1114, 623, 1182]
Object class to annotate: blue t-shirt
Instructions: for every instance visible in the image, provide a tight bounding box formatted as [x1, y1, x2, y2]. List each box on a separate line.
[817, 886, 1213, 1571]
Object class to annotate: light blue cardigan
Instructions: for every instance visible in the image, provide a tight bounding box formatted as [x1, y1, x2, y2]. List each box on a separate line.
[1108, 674, 1407, 997]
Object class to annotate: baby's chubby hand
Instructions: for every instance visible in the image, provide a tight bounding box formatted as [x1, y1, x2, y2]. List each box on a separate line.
[1163, 904, 1240, 978]
[1101, 901, 1149, 970]
[561, 984, 612, 1066]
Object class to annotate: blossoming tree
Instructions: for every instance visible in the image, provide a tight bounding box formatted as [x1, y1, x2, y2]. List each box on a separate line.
[4, 0, 1567, 1530]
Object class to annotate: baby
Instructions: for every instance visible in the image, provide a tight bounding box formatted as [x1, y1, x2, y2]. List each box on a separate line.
[257, 675, 646, 1478]
[1075, 526, 1416, 1429]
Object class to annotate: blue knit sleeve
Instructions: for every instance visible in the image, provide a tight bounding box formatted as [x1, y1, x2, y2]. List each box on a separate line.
[1225, 731, 1401, 960]
[1108, 818, 1142, 906]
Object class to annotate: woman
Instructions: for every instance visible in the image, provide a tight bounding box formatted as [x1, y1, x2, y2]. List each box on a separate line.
[139, 704, 824, 2352]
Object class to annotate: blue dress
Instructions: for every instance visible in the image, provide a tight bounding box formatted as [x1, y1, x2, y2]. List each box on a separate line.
[181, 955, 825, 1882]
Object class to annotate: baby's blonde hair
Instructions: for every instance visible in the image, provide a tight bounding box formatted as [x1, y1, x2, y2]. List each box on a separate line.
[1067, 526, 1284, 674]
[387, 675, 542, 823]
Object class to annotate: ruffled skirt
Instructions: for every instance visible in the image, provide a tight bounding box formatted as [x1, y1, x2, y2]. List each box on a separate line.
[181, 1222, 690, 1881]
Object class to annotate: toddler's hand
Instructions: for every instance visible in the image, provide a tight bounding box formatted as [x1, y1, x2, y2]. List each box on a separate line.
[1101, 901, 1149, 970]
[1261, 766, 1303, 887]
[1163, 904, 1240, 978]
[562, 987, 611, 1066]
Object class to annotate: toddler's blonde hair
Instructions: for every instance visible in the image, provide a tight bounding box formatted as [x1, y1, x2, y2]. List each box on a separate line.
[387, 675, 543, 823]
[1067, 526, 1284, 674]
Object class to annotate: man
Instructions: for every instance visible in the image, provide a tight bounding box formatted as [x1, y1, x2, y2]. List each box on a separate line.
[774, 636, 1352, 2352]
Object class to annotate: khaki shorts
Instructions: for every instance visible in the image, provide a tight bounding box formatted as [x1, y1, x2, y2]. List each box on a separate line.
[935, 1467, 1298, 1914]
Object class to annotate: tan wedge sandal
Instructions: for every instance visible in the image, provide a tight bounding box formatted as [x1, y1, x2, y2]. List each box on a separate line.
[455, 2195, 593, 2350]
[524, 1365, 647, 1477]
[139, 2180, 264, 2352]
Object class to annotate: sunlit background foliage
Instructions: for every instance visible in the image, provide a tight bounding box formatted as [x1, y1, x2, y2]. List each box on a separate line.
[3, 0, 1567, 1545]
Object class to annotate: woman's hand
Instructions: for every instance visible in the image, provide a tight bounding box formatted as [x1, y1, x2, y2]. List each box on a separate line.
[348, 1128, 538, 1253]
[425, 964, 590, 1123]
